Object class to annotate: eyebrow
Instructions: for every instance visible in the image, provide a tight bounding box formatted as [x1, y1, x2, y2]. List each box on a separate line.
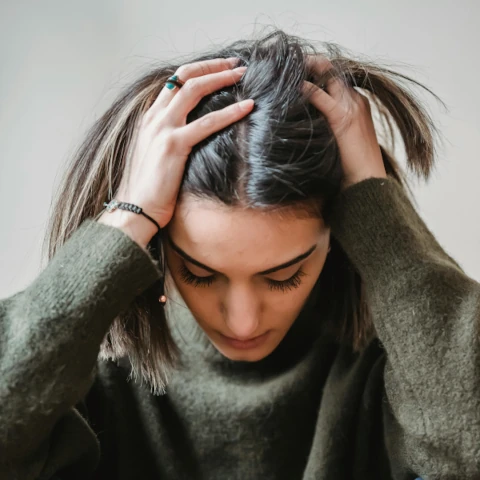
[166, 234, 317, 275]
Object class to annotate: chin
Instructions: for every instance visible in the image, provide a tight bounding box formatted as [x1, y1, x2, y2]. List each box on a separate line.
[214, 345, 272, 362]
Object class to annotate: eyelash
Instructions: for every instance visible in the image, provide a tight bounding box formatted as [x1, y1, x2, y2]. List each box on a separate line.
[177, 263, 307, 293]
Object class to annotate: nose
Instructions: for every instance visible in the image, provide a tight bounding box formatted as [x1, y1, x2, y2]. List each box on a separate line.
[222, 285, 260, 339]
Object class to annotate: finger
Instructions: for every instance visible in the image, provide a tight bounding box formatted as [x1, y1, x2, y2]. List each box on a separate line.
[305, 53, 334, 73]
[178, 99, 254, 147]
[164, 66, 247, 125]
[302, 80, 337, 119]
[149, 57, 239, 113]
[305, 54, 348, 99]
[327, 75, 350, 101]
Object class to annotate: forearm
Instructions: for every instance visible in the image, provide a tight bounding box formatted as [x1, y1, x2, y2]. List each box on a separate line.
[329, 177, 480, 476]
[97, 209, 158, 249]
[0, 218, 160, 466]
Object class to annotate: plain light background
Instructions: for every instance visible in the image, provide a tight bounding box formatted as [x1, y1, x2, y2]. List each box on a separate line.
[1, 1, 479, 298]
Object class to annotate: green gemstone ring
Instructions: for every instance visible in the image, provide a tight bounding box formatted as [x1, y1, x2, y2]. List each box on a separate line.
[165, 75, 185, 90]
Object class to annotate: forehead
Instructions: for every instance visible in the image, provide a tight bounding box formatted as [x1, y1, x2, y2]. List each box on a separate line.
[167, 196, 327, 272]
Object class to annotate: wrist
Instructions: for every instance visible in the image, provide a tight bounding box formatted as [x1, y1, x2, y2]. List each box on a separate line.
[98, 210, 158, 248]
[341, 171, 387, 192]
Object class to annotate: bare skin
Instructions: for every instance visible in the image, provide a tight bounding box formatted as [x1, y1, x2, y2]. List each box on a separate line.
[98, 54, 387, 361]
[164, 197, 330, 361]
[98, 57, 254, 247]
[303, 54, 387, 190]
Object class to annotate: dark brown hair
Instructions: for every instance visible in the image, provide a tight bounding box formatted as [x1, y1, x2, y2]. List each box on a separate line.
[43, 27, 446, 394]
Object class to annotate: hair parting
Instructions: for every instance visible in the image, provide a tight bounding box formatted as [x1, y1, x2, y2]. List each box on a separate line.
[43, 26, 446, 394]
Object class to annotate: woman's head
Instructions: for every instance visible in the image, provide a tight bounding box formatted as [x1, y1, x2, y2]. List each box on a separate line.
[44, 27, 445, 393]
[165, 195, 330, 362]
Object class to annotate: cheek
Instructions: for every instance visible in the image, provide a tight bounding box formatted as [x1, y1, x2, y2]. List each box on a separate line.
[268, 273, 320, 328]
[266, 252, 327, 327]
[165, 255, 217, 321]
[165, 246, 327, 332]
[168, 273, 319, 336]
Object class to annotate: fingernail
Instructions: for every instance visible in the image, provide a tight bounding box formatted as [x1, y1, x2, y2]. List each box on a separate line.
[226, 57, 240, 66]
[233, 66, 247, 73]
[239, 99, 254, 110]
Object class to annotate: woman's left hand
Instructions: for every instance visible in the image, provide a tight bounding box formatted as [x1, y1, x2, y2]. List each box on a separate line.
[303, 54, 387, 190]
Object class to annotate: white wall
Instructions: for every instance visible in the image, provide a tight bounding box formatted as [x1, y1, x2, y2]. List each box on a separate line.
[1, 0, 479, 297]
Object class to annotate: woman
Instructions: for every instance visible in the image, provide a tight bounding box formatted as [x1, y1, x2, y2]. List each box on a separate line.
[1, 29, 478, 480]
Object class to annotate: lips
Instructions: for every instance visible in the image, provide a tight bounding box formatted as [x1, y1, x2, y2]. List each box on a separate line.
[219, 331, 271, 350]
[223, 333, 265, 342]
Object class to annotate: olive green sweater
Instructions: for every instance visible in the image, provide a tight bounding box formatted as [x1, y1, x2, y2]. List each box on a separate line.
[1, 178, 479, 480]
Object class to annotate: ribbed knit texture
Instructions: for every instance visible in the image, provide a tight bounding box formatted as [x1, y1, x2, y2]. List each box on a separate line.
[1, 177, 479, 480]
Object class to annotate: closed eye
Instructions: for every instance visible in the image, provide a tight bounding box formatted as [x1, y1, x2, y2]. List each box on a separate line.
[177, 263, 307, 293]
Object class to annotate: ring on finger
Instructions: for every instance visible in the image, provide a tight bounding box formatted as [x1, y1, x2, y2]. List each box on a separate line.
[165, 75, 185, 91]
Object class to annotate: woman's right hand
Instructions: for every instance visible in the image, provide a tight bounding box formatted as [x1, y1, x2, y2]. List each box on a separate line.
[98, 57, 254, 246]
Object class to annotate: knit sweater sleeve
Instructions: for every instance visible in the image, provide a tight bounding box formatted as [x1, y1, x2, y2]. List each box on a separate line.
[0, 218, 161, 480]
[328, 177, 480, 479]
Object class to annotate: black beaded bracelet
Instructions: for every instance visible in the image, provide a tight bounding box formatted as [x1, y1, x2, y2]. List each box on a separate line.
[103, 199, 161, 233]
[103, 199, 167, 305]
